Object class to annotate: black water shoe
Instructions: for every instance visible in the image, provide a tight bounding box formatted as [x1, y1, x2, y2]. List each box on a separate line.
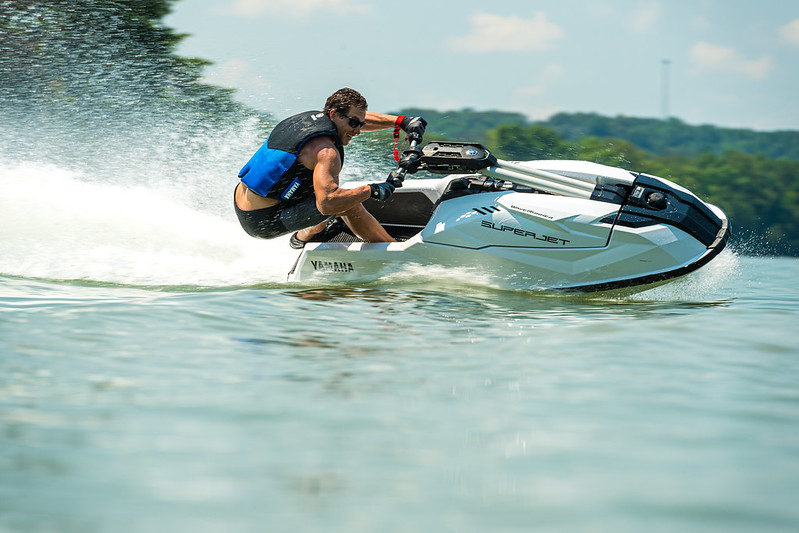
[289, 219, 350, 249]
[289, 233, 306, 249]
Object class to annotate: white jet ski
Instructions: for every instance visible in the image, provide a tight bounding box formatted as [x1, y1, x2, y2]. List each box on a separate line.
[288, 137, 730, 292]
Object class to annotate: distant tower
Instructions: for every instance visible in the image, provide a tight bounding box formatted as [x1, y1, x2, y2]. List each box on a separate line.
[661, 59, 671, 119]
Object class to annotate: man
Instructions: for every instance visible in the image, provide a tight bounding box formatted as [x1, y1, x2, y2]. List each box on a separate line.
[234, 87, 426, 248]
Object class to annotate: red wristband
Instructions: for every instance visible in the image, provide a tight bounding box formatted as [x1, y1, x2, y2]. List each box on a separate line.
[393, 116, 405, 162]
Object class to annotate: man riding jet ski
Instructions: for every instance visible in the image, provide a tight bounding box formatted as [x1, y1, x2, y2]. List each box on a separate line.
[234, 87, 425, 248]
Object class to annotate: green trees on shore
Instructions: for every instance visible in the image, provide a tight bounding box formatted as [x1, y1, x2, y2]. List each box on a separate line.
[544, 112, 799, 161]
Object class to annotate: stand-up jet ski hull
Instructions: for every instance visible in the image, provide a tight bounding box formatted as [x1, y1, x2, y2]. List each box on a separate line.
[288, 143, 729, 292]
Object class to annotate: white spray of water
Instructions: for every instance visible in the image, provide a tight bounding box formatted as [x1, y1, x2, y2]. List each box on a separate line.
[0, 161, 296, 287]
[0, 159, 741, 294]
[631, 248, 741, 301]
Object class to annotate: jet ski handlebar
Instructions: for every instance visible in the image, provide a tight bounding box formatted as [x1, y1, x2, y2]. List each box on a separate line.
[414, 142, 595, 198]
[386, 132, 423, 187]
[387, 138, 596, 199]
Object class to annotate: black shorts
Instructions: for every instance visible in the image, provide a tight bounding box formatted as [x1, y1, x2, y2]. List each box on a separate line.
[234, 187, 334, 239]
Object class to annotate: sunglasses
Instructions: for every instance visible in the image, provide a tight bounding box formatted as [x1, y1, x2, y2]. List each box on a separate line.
[338, 111, 366, 129]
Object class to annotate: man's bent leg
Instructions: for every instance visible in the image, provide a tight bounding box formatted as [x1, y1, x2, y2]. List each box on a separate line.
[279, 197, 334, 233]
[278, 196, 335, 247]
[295, 219, 330, 242]
[340, 204, 395, 242]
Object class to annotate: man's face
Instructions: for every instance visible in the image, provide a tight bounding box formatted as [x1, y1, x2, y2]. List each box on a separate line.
[331, 107, 366, 146]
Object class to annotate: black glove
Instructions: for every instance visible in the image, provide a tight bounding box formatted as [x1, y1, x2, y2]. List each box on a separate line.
[370, 181, 395, 201]
[400, 116, 427, 136]
[386, 169, 404, 188]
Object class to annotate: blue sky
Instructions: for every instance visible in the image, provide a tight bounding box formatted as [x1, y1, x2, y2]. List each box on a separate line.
[165, 0, 799, 131]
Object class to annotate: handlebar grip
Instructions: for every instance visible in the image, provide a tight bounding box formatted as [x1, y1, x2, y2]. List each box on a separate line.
[387, 168, 405, 187]
[389, 132, 424, 186]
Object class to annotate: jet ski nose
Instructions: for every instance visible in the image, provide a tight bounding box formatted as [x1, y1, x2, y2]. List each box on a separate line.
[621, 175, 727, 248]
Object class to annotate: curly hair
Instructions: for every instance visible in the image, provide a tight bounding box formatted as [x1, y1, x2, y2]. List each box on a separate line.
[323, 87, 368, 115]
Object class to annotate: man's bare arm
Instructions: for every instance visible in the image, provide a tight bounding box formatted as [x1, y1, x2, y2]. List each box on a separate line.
[298, 137, 372, 216]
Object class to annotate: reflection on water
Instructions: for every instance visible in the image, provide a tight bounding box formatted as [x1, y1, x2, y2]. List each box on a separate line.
[2, 258, 798, 533]
[282, 285, 733, 321]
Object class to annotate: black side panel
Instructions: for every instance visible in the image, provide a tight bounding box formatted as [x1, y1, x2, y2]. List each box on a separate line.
[590, 183, 631, 205]
[615, 174, 724, 247]
[364, 191, 436, 227]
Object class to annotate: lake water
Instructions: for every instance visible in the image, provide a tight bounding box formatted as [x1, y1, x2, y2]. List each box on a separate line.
[2, 232, 798, 532]
[1, 67, 797, 531]
[4, 4, 798, 529]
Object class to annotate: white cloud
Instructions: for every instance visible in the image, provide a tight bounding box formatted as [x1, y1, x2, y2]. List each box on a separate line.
[690, 41, 773, 80]
[779, 18, 799, 45]
[630, 1, 661, 33]
[448, 12, 564, 53]
[227, 0, 370, 17]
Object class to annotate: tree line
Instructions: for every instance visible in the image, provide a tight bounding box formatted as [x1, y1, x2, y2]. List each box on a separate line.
[397, 108, 799, 161]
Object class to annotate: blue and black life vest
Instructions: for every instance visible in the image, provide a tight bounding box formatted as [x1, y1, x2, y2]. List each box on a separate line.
[238, 111, 345, 203]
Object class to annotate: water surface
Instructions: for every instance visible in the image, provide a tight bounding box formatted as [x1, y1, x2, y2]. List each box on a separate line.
[2, 254, 798, 533]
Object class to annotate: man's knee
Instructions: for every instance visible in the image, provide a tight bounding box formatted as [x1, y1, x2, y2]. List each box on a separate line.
[340, 203, 368, 218]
